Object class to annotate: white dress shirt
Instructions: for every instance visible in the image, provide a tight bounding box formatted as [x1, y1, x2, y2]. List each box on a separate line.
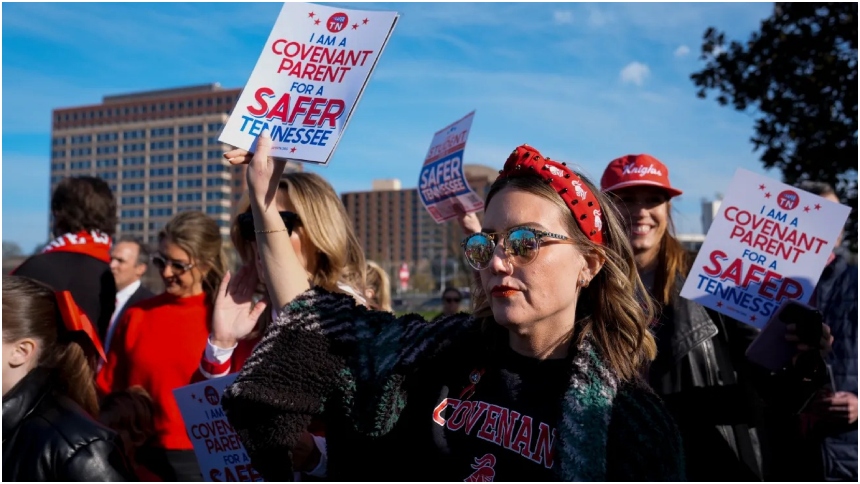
[105, 279, 141, 354]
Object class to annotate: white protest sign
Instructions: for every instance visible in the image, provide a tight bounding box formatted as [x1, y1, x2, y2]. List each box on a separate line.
[680, 168, 850, 328]
[219, 2, 399, 165]
[173, 374, 263, 482]
[417, 111, 485, 223]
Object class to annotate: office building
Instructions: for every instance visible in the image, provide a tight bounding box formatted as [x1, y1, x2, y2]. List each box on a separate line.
[49, 83, 300, 244]
[341, 164, 498, 287]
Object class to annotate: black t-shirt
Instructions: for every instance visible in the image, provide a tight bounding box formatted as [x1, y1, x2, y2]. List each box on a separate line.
[358, 344, 570, 481]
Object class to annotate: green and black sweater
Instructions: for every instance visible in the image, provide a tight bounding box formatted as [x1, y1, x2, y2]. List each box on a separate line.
[222, 288, 685, 481]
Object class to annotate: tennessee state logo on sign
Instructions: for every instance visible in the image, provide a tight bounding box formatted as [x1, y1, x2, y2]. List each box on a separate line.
[777, 190, 800, 211]
[327, 12, 348, 33]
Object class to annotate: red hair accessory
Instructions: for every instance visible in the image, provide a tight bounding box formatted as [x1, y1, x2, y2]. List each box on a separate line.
[54, 291, 107, 363]
[497, 144, 605, 245]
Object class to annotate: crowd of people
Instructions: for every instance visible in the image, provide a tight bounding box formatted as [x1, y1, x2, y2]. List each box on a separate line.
[1, 134, 856, 482]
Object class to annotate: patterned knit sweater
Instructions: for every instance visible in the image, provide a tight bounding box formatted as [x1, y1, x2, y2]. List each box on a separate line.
[222, 288, 685, 481]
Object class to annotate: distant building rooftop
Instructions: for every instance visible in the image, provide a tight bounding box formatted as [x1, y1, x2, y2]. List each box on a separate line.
[103, 83, 229, 104]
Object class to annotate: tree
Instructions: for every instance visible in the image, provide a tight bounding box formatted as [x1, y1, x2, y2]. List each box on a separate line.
[3, 241, 23, 259]
[691, 2, 857, 251]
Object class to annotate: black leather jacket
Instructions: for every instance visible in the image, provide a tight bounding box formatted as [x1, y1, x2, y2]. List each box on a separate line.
[647, 276, 764, 481]
[2, 368, 135, 482]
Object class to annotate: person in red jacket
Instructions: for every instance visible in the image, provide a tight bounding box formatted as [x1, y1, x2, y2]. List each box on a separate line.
[97, 211, 227, 481]
[196, 170, 367, 477]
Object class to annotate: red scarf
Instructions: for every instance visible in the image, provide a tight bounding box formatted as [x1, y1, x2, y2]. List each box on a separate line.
[41, 230, 112, 263]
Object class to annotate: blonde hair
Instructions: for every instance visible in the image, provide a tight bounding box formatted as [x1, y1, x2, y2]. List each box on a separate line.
[281, 173, 366, 294]
[471, 175, 657, 382]
[159, 211, 227, 308]
[365, 260, 392, 312]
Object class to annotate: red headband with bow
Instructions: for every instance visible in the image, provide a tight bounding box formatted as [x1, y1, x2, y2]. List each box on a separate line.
[497, 144, 605, 245]
[54, 291, 106, 363]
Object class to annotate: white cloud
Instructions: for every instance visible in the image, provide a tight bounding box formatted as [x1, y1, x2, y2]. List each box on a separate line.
[674, 45, 690, 58]
[588, 7, 609, 27]
[553, 10, 574, 25]
[619, 62, 651, 86]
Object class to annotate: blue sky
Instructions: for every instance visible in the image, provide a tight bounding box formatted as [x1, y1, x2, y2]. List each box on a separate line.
[2, 1, 779, 253]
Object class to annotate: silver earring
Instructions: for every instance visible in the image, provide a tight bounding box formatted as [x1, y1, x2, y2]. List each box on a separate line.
[578, 278, 585, 287]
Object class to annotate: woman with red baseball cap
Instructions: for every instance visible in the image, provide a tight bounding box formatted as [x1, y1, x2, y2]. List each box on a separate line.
[602, 153, 765, 481]
[601, 154, 831, 482]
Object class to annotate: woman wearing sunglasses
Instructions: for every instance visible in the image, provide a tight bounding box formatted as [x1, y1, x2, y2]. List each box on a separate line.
[600, 155, 833, 481]
[97, 210, 227, 481]
[218, 134, 684, 481]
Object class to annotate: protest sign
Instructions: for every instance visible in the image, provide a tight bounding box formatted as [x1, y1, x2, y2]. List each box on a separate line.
[219, 2, 399, 165]
[680, 168, 850, 328]
[173, 374, 262, 482]
[418, 111, 485, 223]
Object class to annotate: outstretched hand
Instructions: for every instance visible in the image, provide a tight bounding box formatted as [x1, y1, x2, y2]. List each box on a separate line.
[211, 264, 268, 349]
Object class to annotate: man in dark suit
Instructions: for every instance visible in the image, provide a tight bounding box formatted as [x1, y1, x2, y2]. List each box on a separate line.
[105, 236, 155, 352]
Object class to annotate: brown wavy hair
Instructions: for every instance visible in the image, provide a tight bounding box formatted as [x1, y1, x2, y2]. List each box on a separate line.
[652, 205, 689, 306]
[470, 175, 657, 381]
[2, 276, 100, 417]
[51, 176, 117, 237]
[159, 211, 227, 309]
[99, 386, 156, 463]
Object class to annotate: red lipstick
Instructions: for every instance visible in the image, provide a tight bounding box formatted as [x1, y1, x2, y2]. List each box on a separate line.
[491, 285, 519, 297]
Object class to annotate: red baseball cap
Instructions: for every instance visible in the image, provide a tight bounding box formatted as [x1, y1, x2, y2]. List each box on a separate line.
[600, 154, 683, 198]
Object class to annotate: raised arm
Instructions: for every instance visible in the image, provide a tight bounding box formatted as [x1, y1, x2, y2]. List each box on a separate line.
[231, 131, 310, 309]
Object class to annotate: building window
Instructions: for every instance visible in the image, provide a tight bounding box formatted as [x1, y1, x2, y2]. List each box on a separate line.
[206, 191, 228, 201]
[69, 148, 92, 156]
[150, 154, 174, 164]
[121, 209, 144, 218]
[178, 152, 203, 161]
[149, 181, 173, 190]
[121, 195, 145, 204]
[70, 134, 92, 144]
[177, 179, 202, 188]
[97, 132, 118, 142]
[207, 164, 227, 173]
[150, 194, 174, 204]
[122, 156, 146, 166]
[51, 162, 66, 171]
[97, 146, 119, 155]
[70, 161, 91, 169]
[150, 127, 175, 137]
[51, 150, 66, 159]
[207, 150, 224, 159]
[207, 123, 224, 132]
[178, 192, 202, 202]
[149, 167, 174, 177]
[206, 178, 228, 187]
[149, 207, 173, 217]
[124, 169, 145, 179]
[123, 129, 145, 140]
[52, 137, 67, 146]
[121, 182, 145, 191]
[150, 140, 174, 150]
[178, 165, 203, 175]
[98, 172, 118, 180]
[179, 124, 204, 134]
[96, 159, 118, 167]
[178, 138, 203, 148]
[123, 143, 145, 152]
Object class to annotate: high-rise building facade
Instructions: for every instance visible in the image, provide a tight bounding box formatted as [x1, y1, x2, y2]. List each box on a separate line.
[49, 83, 300, 244]
[341, 165, 498, 288]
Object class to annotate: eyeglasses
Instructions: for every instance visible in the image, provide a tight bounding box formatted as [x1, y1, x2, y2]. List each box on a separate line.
[444, 297, 461, 303]
[461, 226, 574, 271]
[151, 254, 194, 275]
[238, 211, 301, 241]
